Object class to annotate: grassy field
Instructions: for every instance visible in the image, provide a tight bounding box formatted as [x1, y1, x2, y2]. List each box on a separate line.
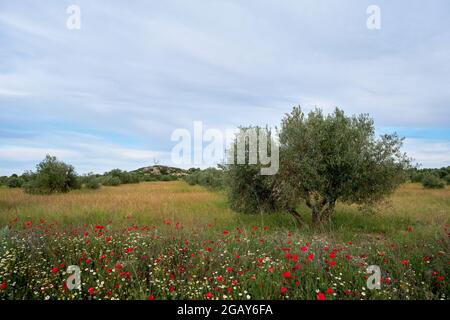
[0, 181, 449, 300]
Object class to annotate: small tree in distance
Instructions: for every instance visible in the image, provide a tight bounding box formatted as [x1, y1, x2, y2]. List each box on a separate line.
[24, 155, 79, 194]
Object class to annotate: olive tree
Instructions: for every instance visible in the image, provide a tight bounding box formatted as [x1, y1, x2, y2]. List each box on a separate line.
[277, 107, 410, 224]
[225, 126, 280, 214]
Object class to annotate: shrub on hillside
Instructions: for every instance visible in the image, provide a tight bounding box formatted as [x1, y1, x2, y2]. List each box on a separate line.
[23, 155, 80, 194]
[422, 174, 446, 189]
[185, 168, 224, 189]
[101, 175, 122, 186]
[80, 174, 101, 189]
[104, 169, 141, 184]
[159, 175, 177, 182]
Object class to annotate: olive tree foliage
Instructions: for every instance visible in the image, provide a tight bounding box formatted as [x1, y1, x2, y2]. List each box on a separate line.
[277, 107, 410, 224]
[24, 155, 80, 194]
[225, 107, 411, 226]
[225, 126, 280, 214]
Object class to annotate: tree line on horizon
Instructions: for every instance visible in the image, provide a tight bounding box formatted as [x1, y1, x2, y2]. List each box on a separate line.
[0, 156, 180, 193]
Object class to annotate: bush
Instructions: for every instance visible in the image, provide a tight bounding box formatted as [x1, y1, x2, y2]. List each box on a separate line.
[7, 174, 23, 188]
[422, 174, 446, 189]
[444, 174, 450, 185]
[0, 176, 8, 186]
[142, 175, 157, 182]
[101, 175, 121, 186]
[82, 175, 101, 189]
[184, 168, 224, 189]
[23, 155, 79, 194]
[185, 174, 198, 186]
[159, 175, 177, 182]
[104, 169, 141, 184]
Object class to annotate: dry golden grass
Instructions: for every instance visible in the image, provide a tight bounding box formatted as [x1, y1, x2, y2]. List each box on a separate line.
[378, 183, 449, 227]
[0, 182, 448, 236]
[0, 181, 236, 228]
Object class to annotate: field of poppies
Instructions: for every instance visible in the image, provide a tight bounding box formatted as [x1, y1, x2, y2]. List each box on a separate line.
[0, 181, 448, 300]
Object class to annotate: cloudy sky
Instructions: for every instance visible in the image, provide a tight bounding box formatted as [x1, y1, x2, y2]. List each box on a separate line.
[0, 0, 449, 175]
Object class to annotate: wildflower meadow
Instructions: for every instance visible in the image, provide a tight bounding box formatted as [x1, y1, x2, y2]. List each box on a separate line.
[0, 182, 448, 300]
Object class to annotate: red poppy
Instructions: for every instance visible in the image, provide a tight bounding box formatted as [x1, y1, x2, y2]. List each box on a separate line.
[227, 267, 233, 272]
[282, 271, 292, 279]
[125, 247, 134, 253]
[329, 251, 335, 259]
[217, 276, 223, 282]
[205, 292, 213, 299]
[329, 260, 336, 267]
[401, 260, 409, 265]
[148, 295, 155, 300]
[316, 292, 326, 300]
[105, 236, 111, 243]
[301, 246, 308, 252]
[307, 253, 314, 261]
[280, 286, 287, 294]
[223, 230, 229, 235]
[437, 276, 444, 281]
[51, 267, 59, 274]
[169, 286, 175, 292]
[326, 288, 334, 295]
[88, 287, 95, 295]
[0, 281, 6, 290]
[115, 263, 122, 270]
